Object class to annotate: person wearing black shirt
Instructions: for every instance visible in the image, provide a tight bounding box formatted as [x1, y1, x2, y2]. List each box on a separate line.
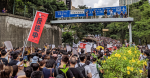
[69, 56, 83, 78]
[54, 55, 74, 78]
[120, 11, 123, 18]
[124, 12, 127, 18]
[104, 9, 107, 18]
[93, 10, 96, 18]
[0, 50, 8, 65]
[8, 52, 19, 66]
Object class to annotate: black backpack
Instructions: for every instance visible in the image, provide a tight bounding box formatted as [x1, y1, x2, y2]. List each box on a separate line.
[56, 68, 65, 78]
[76, 63, 87, 78]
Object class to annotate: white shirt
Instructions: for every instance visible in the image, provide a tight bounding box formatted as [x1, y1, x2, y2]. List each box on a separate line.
[75, 62, 91, 76]
[89, 63, 101, 78]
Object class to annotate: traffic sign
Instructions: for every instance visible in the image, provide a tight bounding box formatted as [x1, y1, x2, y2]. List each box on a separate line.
[55, 6, 127, 18]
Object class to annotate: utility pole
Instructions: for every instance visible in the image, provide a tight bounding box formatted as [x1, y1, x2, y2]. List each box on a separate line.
[13, 0, 15, 14]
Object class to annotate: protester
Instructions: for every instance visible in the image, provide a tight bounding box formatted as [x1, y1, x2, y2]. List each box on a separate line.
[42, 59, 55, 78]
[89, 56, 103, 78]
[31, 63, 44, 78]
[109, 9, 113, 18]
[104, 9, 107, 18]
[69, 56, 84, 78]
[11, 65, 18, 78]
[75, 54, 92, 78]
[0, 50, 8, 65]
[8, 52, 19, 66]
[86, 11, 89, 19]
[93, 10, 96, 18]
[2, 8, 7, 13]
[115, 12, 119, 18]
[124, 12, 128, 18]
[54, 55, 74, 78]
[120, 11, 123, 18]
[18, 66, 33, 78]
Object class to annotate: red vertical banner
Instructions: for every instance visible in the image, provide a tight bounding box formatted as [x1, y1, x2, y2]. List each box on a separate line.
[27, 11, 49, 44]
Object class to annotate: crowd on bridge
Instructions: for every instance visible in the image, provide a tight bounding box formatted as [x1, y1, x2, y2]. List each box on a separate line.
[0, 36, 150, 78]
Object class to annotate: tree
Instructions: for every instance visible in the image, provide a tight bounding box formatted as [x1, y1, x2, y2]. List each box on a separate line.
[62, 32, 73, 45]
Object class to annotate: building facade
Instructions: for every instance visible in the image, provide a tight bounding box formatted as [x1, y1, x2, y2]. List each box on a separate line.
[119, 0, 140, 6]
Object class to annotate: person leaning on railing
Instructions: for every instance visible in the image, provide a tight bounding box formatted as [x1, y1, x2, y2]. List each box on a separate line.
[2, 8, 7, 13]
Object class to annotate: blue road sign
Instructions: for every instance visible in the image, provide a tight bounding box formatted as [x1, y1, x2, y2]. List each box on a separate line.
[55, 6, 127, 18]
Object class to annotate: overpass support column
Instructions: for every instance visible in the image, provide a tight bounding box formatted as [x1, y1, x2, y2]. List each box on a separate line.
[129, 22, 132, 46]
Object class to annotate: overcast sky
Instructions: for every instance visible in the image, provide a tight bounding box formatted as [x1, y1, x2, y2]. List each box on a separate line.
[72, 0, 119, 8]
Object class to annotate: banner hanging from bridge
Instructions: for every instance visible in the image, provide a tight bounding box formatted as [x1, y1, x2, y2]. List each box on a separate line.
[28, 11, 49, 44]
[55, 6, 127, 18]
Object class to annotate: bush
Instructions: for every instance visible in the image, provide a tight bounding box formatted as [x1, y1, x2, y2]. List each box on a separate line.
[101, 46, 147, 78]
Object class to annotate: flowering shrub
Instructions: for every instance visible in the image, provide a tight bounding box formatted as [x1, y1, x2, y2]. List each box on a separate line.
[101, 46, 147, 78]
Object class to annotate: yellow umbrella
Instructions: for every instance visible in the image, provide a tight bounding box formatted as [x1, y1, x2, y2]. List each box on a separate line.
[96, 46, 104, 50]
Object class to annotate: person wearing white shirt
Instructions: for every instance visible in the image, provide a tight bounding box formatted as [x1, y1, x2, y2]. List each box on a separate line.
[109, 9, 113, 18]
[89, 57, 103, 78]
[75, 54, 92, 78]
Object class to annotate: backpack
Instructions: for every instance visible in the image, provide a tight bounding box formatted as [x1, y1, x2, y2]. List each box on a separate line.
[56, 68, 65, 78]
[76, 63, 87, 78]
[96, 63, 103, 78]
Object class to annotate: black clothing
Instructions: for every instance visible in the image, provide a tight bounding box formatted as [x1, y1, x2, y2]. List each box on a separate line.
[8, 60, 19, 66]
[93, 11, 96, 16]
[70, 68, 83, 78]
[1, 58, 8, 65]
[124, 14, 127, 18]
[54, 68, 74, 78]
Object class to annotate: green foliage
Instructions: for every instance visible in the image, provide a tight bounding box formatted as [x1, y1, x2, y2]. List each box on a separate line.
[60, 64, 69, 78]
[62, 32, 73, 44]
[102, 46, 147, 78]
[2, 0, 67, 21]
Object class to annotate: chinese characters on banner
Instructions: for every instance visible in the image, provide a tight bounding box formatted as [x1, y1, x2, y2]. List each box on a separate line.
[80, 43, 86, 49]
[28, 11, 49, 44]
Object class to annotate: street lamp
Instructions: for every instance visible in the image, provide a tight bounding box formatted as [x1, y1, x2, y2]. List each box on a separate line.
[13, 0, 15, 14]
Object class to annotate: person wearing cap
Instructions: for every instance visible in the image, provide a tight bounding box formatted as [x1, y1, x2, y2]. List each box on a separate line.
[31, 56, 39, 64]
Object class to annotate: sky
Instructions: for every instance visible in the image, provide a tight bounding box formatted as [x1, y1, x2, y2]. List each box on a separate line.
[72, 0, 119, 8]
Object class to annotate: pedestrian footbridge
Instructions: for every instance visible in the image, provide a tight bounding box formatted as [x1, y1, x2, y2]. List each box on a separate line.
[50, 17, 134, 24]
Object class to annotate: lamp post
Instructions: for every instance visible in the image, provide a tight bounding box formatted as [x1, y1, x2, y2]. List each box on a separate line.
[13, 0, 15, 14]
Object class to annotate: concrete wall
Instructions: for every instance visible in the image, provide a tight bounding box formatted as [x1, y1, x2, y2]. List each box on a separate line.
[0, 13, 62, 48]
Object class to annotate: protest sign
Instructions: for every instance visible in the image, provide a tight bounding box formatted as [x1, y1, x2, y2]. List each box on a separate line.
[73, 44, 78, 47]
[28, 11, 49, 44]
[86, 45, 91, 52]
[66, 45, 71, 52]
[147, 44, 150, 49]
[52, 44, 55, 49]
[94, 44, 97, 48]
[72, 48, 78, 55]
[4, 41, 13, 50]
[80, 43, 86, 49]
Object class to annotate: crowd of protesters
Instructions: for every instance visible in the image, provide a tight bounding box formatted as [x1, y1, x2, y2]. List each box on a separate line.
[0, 35, 150, 78]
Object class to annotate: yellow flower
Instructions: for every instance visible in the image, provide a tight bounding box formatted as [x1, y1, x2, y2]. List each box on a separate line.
[128, 50, 132, 54]
[127, 66, 130, 70]
[135, 51, 137, 53]
[127, 71, 130, 75]
[132, 59, 135, 63]
[143, 61, 147, 66]
[137, 61, 140, 64]
[124, 57, 127, 60]
[108, 57, 111, 59]
[115, 54, 121, 58]
[130, 67, 133, 71]
[139, 70, 143, 73]
[103, 60, 106, 63]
